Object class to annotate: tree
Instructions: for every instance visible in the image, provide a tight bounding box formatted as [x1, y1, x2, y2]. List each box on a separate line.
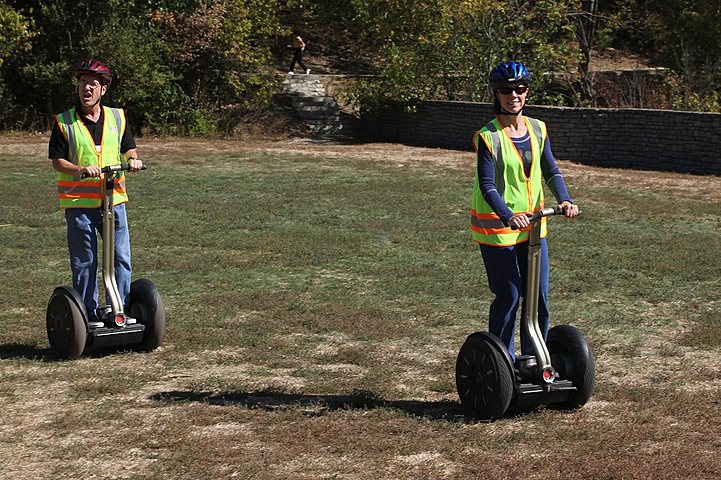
[348, 0, 578, 113]
[598, 0, 721, 111]
[1, 0, 284, 133]
[575, 0, 599, 76]
[0, 2, 32, 128]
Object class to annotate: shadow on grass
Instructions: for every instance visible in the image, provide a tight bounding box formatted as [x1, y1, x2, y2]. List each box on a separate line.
[150, 389, 472, 422]
[0, 343, 56, 361]
[0, 343, 142, 362]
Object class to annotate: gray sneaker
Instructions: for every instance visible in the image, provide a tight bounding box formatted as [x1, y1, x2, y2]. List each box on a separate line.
[88, 315, 105, 328]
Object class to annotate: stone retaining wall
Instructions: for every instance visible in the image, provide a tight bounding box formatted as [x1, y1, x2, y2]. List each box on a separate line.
[362, 101, 721, 175]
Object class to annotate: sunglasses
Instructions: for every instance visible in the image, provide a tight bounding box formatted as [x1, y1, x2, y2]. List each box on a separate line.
[497, 85, 528, 95]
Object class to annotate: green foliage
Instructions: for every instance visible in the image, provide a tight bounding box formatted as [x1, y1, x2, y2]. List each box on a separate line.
[0, 3, 32, 128]
[599, 0, 721, 112]
[0, 3, 31, 65]
[1, 0, 283, 134]
[346, 0, 578, 114]
[1, 0, 720, 132]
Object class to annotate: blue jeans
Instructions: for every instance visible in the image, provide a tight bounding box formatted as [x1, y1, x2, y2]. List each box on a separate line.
[64, 204, 132, 316]
[479, 239, 549, 362]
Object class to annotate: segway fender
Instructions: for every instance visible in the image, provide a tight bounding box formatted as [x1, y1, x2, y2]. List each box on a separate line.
[456, 331, 516, 420]
[463, 331, 515, 378]
[127, 278, 166, 351]
[46, 286, 89, 359]
[52, 286, 89, 330]
[547, 324, 596, 409]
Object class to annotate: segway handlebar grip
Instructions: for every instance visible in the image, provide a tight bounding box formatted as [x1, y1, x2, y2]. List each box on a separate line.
[80, 163, 147, 179]
[510, 205, 567, 230]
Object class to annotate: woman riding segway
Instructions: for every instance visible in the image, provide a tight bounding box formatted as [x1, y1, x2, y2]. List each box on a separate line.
[456, 61, 594, 420]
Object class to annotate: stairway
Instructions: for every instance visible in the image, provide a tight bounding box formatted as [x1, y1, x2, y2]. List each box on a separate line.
[282, 74, 353, 136]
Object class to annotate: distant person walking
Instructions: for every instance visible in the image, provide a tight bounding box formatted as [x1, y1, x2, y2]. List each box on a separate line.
[287, 31, 310, 75]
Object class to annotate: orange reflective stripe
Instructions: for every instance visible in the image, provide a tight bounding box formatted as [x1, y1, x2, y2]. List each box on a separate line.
[59, 193, 102, 199]
[57, 181, 102, 196]
[471, 210, 517, 235]
[471, 225, 518, 236]
[58, 187, 102, 196]
[470, 210, 499, 219]
[470, 212, 505, 227]
[114, 178, 126, 194]
[56, 181, 100, 187]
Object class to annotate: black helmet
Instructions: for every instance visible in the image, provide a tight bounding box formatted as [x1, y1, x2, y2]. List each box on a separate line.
[75, 59, 112, 85]
[489, 61, 531, 89]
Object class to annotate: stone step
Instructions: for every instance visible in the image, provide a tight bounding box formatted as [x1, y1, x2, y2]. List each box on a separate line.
[281, 74, 353, 136]
[291, 97, 338, 107]
[297, 111, 342, 121]
[289, 87, 332, 96]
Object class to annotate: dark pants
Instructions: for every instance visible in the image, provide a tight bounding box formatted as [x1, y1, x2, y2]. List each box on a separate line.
[479, 239, 550, 362]
[289, 48, 307, 72]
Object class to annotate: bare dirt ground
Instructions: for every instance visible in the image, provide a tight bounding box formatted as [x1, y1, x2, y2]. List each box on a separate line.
[11, 131, 721, 200]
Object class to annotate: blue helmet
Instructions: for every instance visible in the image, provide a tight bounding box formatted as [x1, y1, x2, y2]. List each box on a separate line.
[489, 61, 531, 89]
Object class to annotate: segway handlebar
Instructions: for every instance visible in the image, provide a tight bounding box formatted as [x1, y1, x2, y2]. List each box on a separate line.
[510, 206, 567, 230]
[529, 205, 565, 221]
[81, 163, 147, 179]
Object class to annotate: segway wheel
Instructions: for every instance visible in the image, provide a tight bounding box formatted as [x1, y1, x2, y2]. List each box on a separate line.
[456, 334, 514, 421]
[547, 324, 595, 409]
[127, 278, 165, 351]
[46, 287, 88, 360]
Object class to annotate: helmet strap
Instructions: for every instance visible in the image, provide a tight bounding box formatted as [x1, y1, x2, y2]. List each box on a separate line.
[496, 92, 526, 116]
[499, 106, 522, 116]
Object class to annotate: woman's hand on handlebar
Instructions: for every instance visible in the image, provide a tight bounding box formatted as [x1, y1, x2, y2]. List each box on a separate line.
[508, 213, 531, 230]
[559, 201, 579, 218]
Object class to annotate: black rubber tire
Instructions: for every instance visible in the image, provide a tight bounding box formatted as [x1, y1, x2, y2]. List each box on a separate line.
[456, 334, 514, 421]
[547, 324, 595, 409]
[46, 287, 87, 360]
[127, 278, 165, 351]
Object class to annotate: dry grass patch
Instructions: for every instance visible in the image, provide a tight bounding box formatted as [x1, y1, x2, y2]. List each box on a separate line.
[1, 134, 720, 479]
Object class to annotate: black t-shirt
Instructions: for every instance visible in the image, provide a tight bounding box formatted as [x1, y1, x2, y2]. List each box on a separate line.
[48, 106, 136, 160]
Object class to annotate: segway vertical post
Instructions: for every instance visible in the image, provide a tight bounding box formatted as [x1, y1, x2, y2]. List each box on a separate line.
[456, 205, 594, 419]
[101, 168, 125, 319]
[520, 206, 562, 383]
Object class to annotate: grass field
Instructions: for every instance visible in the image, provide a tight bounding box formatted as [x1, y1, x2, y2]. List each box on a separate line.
[1, 134, 720, 479]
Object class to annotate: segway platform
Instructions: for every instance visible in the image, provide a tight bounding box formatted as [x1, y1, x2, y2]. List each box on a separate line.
[456, 207, 595, 420]
[46, 164, 165, 360]
[87, 318, 146, 350]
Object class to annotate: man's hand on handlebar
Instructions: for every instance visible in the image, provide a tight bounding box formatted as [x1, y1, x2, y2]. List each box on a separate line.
[127, 158, 144, 172]
[80, 165, 102, 178]
[80, 163, 146, 178]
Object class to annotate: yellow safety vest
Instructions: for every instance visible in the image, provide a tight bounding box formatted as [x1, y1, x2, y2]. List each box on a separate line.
[54, 107, 128, 209]
[471, 116, 547, 246]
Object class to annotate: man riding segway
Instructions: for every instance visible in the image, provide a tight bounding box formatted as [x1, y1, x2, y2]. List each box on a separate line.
[46, 59, 164, 358]
[49, 59, 143, 321]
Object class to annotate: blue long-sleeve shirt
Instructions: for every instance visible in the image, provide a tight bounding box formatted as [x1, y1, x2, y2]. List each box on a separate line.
[476, 131, 572, 225]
